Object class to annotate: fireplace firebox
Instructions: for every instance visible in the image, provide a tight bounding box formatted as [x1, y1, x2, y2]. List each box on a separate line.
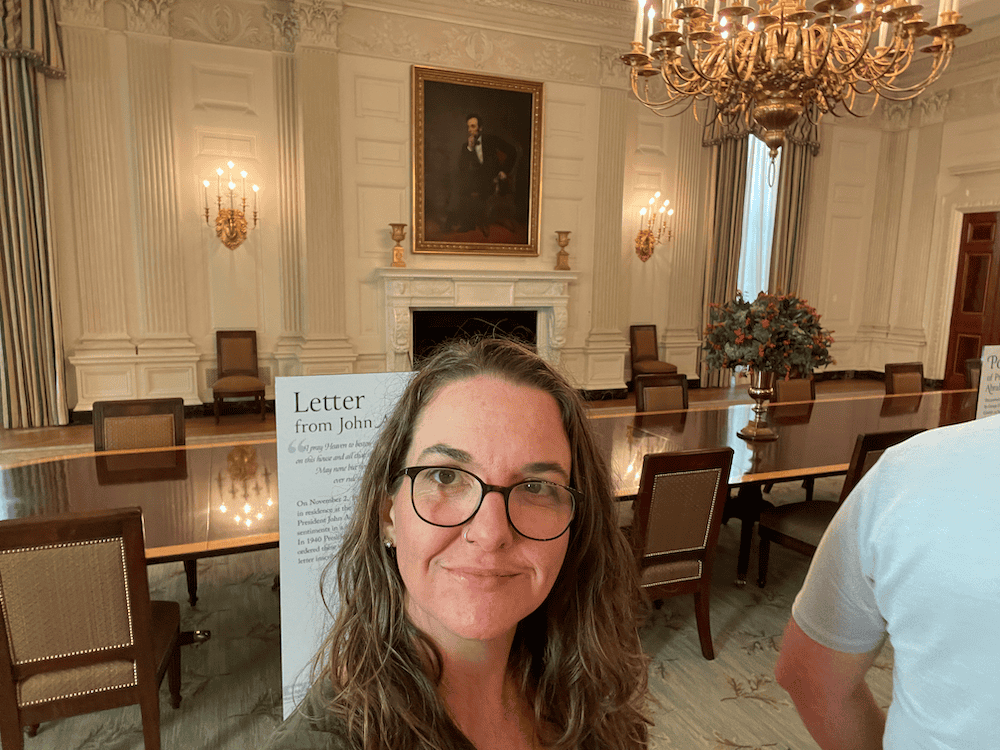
[411, 309, 537, 363]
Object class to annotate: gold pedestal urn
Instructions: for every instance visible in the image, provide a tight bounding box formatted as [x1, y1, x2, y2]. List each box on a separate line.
[389, 223, 407, 268]
[554, 230, 571, 271]
[738, 370, 778, 442]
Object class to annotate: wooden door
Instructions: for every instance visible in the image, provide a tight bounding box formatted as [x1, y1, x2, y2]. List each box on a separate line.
[943, 212, 1000, 390]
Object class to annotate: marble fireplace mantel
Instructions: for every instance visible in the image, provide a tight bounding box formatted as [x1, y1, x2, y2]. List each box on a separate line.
[376, 268, 578, 372]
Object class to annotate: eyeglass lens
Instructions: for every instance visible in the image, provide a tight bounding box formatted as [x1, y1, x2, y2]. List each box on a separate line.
[409, 467, 574, 541]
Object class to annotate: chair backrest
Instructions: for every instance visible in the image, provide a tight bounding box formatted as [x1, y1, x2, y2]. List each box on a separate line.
[838, 428, 925, 502]
[0, 508, 157, 714]
[884, 362, 924, 394]
[966, 357, 982, 390]
[632, 448, 734, 570]
[629, 325, 660, 365]
[93, 398, 185, 452]
[217, 330, 260, 378]
[774, 376, 816, 402]
[635, 373, 689, 412]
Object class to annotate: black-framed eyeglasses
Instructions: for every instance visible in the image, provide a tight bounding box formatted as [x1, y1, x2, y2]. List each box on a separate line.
[394, 466, 579, 542]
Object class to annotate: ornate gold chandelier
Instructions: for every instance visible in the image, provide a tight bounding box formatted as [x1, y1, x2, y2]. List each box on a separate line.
[621, 0, 972, 156]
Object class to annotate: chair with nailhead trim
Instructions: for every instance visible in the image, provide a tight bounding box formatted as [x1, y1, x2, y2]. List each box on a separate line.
[0, 508, 181, 750]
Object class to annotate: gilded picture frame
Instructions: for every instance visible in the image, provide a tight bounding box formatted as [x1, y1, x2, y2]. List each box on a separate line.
[412, 66, 543, 257]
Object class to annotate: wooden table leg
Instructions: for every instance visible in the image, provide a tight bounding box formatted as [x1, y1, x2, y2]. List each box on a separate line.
[733, 483, 764, 585]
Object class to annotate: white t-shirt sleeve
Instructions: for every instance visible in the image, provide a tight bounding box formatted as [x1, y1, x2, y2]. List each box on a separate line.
[790, 473, 888, 654]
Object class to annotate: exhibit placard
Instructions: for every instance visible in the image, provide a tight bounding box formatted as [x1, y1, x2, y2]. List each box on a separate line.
[275, 372, 411, 718]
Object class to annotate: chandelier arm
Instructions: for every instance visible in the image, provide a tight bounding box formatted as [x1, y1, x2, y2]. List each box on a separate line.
[871, 45, 955, 96]
[632, 66, 709, 112]
[666, 49, 717, 90]
[826, 23, 873, 77]
[855, 34, 914, 85]
[677, 35, 728, 86]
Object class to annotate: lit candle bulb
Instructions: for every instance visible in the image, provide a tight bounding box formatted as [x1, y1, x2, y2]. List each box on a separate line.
[252, 184, 259, 213]
[202, 179, 209, 209]
[646, 5, 655, 55]
[227, 160, 235, 169]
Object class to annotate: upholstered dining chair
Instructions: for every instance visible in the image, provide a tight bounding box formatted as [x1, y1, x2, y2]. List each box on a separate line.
[92, 398, 201, 605]
[0, 507, 181, 750]
[634, 373, 689, 412]
[756, 427, 925, 588]
[212, 330, 266, 424]
[92, 397, 185, 452]
[629, 325, 678, 386]
[884, 361, 924, 394]
[631, 447, 734, 660]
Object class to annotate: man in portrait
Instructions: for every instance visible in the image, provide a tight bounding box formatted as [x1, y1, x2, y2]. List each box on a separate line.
[449, 113, 518, 236]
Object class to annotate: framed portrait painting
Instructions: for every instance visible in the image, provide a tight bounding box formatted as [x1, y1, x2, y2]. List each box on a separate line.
[412, 66, 543, 257]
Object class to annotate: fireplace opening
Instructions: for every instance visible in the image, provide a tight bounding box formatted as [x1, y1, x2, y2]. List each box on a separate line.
[412, 309, 537, 364]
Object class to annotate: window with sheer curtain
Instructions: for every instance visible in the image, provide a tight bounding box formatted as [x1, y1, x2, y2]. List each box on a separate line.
[736, 137, 782, 299]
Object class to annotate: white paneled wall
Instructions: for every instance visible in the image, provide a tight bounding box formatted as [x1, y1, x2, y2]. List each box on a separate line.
[42, 1, 1000, 410]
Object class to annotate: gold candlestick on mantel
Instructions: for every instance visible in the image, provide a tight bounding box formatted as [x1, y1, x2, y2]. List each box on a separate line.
[554, 230, 571, 271]
[389, 223, 407, 268]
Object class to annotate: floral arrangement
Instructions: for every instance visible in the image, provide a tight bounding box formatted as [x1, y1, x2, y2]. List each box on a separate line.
[703, 292, 834, 377]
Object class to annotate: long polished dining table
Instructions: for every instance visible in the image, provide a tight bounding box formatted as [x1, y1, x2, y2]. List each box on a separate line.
[0, 440, 281, 607]
[0, 388, 977, 590]
[589, 387, 977, 582]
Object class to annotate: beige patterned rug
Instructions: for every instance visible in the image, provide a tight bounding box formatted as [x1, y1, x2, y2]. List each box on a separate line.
[25, 476, 892, 750]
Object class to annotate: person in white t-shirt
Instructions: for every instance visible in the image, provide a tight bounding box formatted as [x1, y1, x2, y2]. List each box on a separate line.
[775, 414, 1000, 750]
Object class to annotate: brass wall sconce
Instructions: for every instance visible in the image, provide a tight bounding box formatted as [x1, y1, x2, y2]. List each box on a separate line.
[554, 230, 571, 270]
[203, 161, 259, 250]
[635, 191, 674, 262]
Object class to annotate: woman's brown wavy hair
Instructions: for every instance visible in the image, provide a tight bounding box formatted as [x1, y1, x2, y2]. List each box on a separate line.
[314, 338, 650, 749]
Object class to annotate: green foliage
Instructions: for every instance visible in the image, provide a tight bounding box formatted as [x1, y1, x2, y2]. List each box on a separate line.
[703, 292, 835, 377]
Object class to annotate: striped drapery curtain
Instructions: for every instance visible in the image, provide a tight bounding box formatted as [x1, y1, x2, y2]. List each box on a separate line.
[769, 120, 820, 295]
[1, 0, 68, 427]
[700, 121, 749, 387]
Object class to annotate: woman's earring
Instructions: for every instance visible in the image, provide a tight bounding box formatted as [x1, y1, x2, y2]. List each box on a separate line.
[384, 539, 394, 549]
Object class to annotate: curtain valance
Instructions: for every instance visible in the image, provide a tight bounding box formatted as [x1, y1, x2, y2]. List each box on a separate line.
[1, 0, 65, 77]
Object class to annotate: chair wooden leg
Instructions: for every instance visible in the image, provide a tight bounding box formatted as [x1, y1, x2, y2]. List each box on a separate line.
[183, 560, 198, 606]
[213, 396, 221, 425]
[259, 393, 265, 421]
[804, 477, 814, 503]
[0, 723, 25, 750]
[138, 682, 162, 750]
[757, 536, 771, 588]
[168, 639, 182, 709]
[693, 590, 715, 660]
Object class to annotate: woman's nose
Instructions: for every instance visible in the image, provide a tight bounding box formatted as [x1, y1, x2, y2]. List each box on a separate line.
[463, 490, 514, 549]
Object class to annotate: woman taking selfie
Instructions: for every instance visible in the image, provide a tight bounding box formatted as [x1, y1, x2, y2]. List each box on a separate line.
[265, 338, 650, 750]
